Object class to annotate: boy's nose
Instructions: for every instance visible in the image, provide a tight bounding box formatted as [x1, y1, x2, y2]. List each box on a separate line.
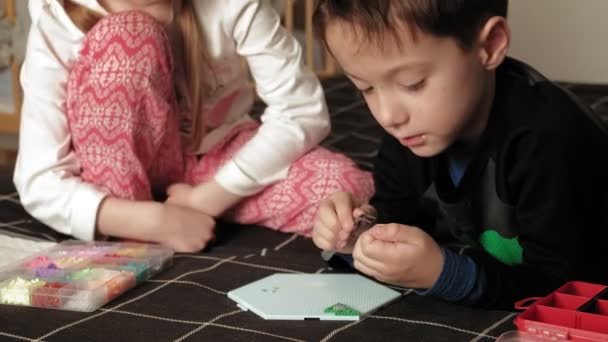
[376, 98, 409, 128]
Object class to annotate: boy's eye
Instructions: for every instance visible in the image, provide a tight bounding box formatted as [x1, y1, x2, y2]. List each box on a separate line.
[358, 87, 374, 96]
[402, 79, 426, 92]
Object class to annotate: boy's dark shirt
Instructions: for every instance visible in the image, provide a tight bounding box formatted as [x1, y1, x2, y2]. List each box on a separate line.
[370, 60, 608, 309]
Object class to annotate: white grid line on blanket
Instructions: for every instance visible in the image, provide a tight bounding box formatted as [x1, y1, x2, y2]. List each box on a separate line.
[591, 95, 608, 110]
[0, 220, 32, 231]
[0, 192, 20, 205]
[273, 234, 299, 251]
[0, 220, 58, 242]
[98, 308, 307, 342]
[368, 315, 501, 340]
[174, 254, 303, 274]
[0, 332, 38, 342]
[469, 312, 517, 342]
[146, 279, 227, 295]
[319, 319, 364, 342]
[35, 256, 238, 341]
[173, 309, 244, 342]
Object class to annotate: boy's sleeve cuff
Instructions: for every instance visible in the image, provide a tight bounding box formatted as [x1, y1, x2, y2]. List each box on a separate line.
[416, 247, 478, 302]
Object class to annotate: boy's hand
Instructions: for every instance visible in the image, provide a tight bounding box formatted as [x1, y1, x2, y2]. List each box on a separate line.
[155, 203, 216, 253]
[352, 224, 444, 289]
[312, 191, 376, 254]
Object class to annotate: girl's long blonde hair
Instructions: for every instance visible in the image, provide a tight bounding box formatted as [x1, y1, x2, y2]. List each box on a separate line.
[63, 0, 211, 151]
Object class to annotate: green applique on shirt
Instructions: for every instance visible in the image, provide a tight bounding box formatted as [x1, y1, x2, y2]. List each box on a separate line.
[479, 230, 523, 265]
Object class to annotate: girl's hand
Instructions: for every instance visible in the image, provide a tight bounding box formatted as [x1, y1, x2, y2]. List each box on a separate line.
[96, 197, 215, 253]
[155, 203, 216, 253]
[166, 183, 197, 209]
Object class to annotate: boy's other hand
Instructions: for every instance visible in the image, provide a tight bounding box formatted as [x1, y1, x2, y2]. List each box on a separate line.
[352, 223, 444, 289]
[312, 191, 375, 253]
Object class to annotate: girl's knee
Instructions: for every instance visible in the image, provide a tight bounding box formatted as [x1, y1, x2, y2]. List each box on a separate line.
[297, 148, 375, 200]
[88, 10, 168, 41]
[80, 11, 172, 75]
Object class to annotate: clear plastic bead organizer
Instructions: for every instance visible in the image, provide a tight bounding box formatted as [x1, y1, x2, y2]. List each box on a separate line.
[0, 240, 173, 312]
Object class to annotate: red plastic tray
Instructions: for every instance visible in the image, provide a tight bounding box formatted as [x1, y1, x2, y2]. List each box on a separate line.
[514, 281, 608, 341]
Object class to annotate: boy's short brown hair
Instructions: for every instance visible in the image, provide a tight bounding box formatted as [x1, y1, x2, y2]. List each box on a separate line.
[313, 0, 508, 49]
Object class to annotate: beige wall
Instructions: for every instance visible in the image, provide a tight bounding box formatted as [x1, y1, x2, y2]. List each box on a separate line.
[508, 0, 608, 84]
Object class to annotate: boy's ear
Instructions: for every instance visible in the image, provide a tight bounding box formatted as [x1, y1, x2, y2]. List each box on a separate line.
[477, 17, 510, 70]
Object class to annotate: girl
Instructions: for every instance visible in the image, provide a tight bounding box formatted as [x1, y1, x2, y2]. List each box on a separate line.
[14, 0, 373, 252]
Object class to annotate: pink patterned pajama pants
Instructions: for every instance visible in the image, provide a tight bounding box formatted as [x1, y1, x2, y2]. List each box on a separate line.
[65, 11, 374, 236]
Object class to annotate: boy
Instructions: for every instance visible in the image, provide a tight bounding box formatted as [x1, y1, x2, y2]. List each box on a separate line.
[311, 0, 608, 309]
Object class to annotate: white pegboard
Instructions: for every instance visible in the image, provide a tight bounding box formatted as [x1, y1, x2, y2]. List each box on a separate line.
[228, 273, 402, 320]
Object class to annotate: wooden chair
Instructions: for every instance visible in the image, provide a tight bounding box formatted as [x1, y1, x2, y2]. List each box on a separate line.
[0, 0, 21, 133]
[281, 0, 338, 78]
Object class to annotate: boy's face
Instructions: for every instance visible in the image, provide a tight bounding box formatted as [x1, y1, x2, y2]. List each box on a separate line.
[325, 21, 494, 157]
